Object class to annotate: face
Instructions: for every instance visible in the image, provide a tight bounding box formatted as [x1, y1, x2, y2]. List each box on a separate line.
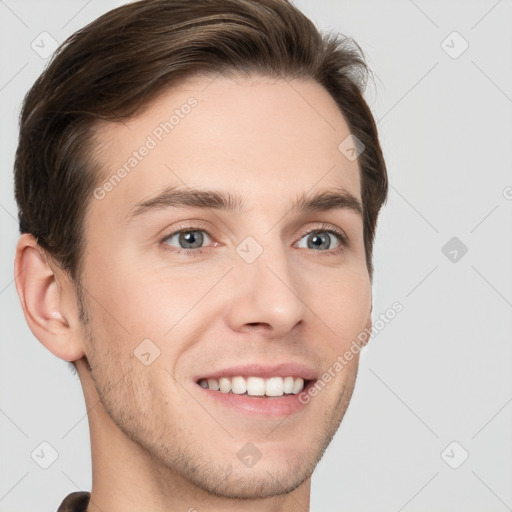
[78, 74, 372, 499]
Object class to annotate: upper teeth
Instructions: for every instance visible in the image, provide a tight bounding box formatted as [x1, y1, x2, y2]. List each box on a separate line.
[198, 376, 305, 397]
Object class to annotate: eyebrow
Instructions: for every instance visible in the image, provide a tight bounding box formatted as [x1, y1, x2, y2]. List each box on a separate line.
[127, 185, 363, 220]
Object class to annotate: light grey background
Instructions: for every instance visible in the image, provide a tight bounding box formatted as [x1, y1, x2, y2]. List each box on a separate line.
[1, 1, 511, 511]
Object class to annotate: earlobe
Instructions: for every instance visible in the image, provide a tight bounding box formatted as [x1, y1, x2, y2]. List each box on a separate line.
[14, 233, 85, 362]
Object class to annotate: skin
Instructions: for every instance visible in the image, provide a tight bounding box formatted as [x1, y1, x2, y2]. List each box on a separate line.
[15, 74, 372, 512]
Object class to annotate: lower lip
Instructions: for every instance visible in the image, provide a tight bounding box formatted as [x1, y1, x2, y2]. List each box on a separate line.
[195, 380, 315, 417]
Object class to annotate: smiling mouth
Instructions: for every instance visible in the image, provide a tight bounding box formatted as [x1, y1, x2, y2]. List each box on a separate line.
[196, 376, 314, 398]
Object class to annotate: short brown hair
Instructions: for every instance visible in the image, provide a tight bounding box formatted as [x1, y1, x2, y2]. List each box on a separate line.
[14, 0, 387, 286]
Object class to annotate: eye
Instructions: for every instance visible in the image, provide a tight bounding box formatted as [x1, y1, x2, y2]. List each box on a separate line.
[161, 227, 213, 254]
[296, 224, 348, 253]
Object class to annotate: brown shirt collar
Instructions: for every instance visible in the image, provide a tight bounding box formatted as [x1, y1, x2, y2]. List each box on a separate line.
[57, 491, 91, 512]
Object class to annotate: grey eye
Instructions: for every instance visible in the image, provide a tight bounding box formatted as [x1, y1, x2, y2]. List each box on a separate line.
[296, 231, 341, 251]
[164, 230, 211, 249]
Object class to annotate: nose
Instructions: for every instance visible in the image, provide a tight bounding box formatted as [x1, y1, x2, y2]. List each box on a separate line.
[224, 240, 307, 336]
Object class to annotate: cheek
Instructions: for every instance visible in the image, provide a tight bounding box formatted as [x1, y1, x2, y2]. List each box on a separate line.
[82, 261, 223, 374]
[83, 255, 179, 337]
[307, 269, 371, 345]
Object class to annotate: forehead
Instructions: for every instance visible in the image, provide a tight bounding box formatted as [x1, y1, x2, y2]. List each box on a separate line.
[90, 74, 361, 222]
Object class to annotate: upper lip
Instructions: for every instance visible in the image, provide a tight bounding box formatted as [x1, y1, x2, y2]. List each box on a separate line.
[194, 363, 318, 382]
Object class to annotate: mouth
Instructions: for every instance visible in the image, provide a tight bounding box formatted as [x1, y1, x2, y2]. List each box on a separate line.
[192, 363, 318, 416]
[195, 375, 314, 398]
[193, 374, 318, 417]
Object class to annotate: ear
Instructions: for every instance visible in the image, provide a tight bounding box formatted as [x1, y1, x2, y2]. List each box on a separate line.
[14, 233, 86, 362]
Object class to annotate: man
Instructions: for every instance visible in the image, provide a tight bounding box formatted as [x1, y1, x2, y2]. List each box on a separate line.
[13, 0, 388, 510]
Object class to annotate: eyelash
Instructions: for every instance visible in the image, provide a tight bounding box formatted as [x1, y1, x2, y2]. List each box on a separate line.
[159, 222, 349, 257]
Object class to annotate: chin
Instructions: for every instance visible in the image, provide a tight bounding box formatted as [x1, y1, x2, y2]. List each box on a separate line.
[181, 455, 315, 500]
